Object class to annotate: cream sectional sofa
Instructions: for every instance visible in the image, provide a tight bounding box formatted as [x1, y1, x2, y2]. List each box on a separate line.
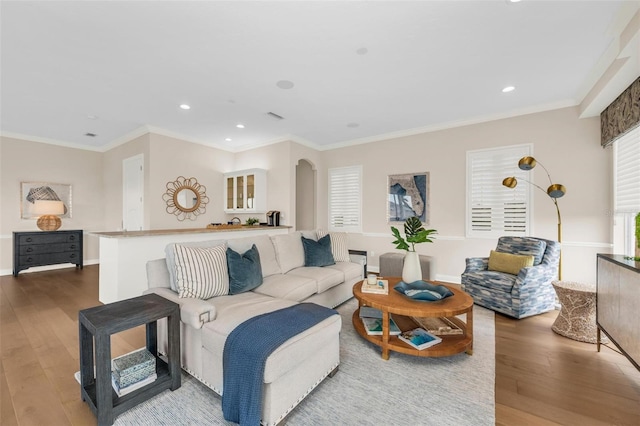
[144, 231, 363, 425]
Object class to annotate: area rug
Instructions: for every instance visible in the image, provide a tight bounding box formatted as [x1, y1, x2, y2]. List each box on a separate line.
[115, 299, 495, 425]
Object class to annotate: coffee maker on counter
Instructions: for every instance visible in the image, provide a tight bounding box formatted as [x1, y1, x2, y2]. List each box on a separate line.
[266, 211, 281, 226]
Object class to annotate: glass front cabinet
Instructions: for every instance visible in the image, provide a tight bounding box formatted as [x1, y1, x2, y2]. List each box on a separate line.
[223, 168, 267, 213]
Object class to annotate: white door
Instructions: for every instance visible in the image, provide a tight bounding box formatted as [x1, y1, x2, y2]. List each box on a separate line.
[123, 154, 144, 231]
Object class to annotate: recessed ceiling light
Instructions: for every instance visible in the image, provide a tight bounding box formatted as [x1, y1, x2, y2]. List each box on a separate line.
[225, 138, 232, 142]
[87, 115, 98, 120]
[347, 122, 360, 128]
[236, 124, 245, 129]
[276, 80, 295, 90]
[179, 104, 191, 110]
[356, 47, 368, 55]
[509, 0, 522, 3]
[502, 86, 515, 93]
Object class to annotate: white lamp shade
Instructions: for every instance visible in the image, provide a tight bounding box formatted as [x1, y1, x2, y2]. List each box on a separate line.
[32, 200, 64, 216]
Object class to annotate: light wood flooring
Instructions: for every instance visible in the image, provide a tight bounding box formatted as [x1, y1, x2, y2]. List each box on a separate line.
[1, 266, 639, 425]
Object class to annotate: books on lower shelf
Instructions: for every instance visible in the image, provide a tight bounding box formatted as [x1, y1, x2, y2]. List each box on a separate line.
[360, 316, 401, 336]
[73, 371, 157, 397]
[411, 316, 463, 335]
[398, 328, 442, 350]
[112, 372, 157, 397]
[361, 279, 389, 295]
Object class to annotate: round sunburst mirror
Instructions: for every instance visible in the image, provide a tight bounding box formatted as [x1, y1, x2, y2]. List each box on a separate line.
[163, 176, 209, 221]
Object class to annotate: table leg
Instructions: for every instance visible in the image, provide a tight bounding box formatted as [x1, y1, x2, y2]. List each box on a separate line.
[146, 320, 157, 357]
[381, 310, 390, 360]
[597, 327, 601, 352]
[466, 307, 474, 355]
[95, 332, 113, 426]
[78, 321, 94, 400]
[168, 311, 181, 391]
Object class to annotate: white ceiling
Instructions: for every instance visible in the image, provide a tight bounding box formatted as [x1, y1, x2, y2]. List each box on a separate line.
[1, 1, 638, 152]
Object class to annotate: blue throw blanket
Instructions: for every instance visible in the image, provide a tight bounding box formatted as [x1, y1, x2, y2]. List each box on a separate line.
[222, 303, 338, 425]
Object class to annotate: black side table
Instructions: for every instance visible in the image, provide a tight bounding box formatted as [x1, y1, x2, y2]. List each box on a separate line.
[78, 293, 181, 426]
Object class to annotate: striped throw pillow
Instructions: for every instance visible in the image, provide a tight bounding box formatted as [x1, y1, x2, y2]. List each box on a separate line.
[316, 230, 351, 262]
[172, 244, 229, 299]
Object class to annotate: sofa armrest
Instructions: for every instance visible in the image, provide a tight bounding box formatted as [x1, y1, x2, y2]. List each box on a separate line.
[464, 257, 488, 273]
[142, 287, 216, 329]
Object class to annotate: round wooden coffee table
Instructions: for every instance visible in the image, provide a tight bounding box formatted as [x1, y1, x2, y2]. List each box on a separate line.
[352, 277, 473, 360]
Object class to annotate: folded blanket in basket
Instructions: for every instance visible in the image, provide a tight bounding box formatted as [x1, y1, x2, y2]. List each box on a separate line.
[222, 303, 338, 425]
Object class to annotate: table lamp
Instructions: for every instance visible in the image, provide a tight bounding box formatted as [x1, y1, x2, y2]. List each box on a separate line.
[32, 200, 65, 231]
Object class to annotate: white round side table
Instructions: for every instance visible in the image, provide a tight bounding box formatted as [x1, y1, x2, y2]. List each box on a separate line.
[551, 281, 605, 344]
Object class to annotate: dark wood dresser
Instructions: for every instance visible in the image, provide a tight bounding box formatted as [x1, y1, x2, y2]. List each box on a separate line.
[13, 230, 83, 276]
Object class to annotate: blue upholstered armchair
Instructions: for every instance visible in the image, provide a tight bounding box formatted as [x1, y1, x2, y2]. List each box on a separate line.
[461, 236, 560, 319]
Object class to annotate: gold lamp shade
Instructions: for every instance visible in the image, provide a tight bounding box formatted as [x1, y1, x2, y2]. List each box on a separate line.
[502, 177, 518, 188]
[518, 156, 537, 170]
[547, 184, 566, 198]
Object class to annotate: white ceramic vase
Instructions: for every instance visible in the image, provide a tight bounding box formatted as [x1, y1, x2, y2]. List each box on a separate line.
[402, 251, 422, 283]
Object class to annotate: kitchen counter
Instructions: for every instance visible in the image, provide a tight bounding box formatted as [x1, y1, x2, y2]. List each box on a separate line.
[92, 225, 291, 238]
[94, 225, 290, 303]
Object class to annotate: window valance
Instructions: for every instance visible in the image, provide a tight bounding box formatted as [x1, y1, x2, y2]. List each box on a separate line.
[600, 76, 640, 147]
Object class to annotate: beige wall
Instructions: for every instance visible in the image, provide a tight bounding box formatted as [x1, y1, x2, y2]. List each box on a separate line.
[0, 106, 613, 283]
[147, 133, 233, 229]
[233, 141, 293, 225]
[0, 136, 104, 273]
[320, 106, 612, 284]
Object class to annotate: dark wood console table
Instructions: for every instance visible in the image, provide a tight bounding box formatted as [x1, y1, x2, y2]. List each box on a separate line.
[13, 229, 83, 276]
[596, 254, 640, 371]
[78, 293, 181, 425]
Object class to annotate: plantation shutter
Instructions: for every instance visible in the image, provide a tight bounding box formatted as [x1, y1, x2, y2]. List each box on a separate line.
[466, 145, 531, 237]
[614, 125, 640, 213]
[328, 165, 362, 232]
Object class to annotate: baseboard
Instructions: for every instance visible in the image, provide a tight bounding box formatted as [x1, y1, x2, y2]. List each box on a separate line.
[0, 258, 99, 276]
[435, 274, 461, 284]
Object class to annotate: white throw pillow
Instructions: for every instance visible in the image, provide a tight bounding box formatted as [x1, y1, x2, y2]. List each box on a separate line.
[271, 232, 305, 274]
[171, 243, 229, 299]
[227, 235, 281, 277]
[316, 230, 350, 262]
[165, 239, 226, 291]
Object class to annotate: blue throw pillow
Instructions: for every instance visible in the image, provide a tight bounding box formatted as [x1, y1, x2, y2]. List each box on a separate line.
[226, 244, 263, 295]
[301, 234, 335, 267]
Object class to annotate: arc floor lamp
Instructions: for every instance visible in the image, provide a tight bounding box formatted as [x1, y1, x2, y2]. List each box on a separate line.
[502, 156, 566, 280]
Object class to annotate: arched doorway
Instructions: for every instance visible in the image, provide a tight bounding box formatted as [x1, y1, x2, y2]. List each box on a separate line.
[296, 159, 316, 230]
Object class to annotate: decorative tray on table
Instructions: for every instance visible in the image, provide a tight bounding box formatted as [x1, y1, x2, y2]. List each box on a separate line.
[393, 280, 454, 301]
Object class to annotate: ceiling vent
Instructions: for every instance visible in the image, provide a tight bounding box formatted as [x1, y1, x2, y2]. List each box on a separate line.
[85, 132, 97, 137]
[266, 112, 284, 120]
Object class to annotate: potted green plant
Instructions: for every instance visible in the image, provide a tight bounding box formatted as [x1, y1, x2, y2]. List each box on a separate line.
[245, 217, 260, 226]
[390, 216, 437, 282]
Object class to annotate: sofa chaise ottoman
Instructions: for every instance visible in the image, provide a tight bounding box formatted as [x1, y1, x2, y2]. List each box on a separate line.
[144, 231, 363, 425]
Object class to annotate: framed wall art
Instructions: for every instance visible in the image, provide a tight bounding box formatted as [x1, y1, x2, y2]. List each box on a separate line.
[388, 172, 429, 224]
[20, 182, 72, 219]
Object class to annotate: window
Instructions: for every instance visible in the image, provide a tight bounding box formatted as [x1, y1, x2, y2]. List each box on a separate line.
[613, 125, 640, 255]
[328, 165, 362, 232]
[466, 145, 532, 238]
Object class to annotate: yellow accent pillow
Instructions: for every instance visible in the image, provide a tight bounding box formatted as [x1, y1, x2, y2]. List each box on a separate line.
[487, 250, 534, 275]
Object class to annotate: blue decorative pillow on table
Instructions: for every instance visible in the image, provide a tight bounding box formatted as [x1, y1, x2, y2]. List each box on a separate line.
[226, 244, 263, 294]
[301, 234, 335, 267]
[394, 280, 454, 301]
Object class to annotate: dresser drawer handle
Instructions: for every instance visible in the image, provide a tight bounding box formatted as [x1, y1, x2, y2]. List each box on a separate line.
[26, 237, 32, 242]
[69, 236, 76, 241]
[26, 257, 33, 263]
[69, 254, 76, 258]
[26, 248, 33, 253]
[69, 245, 76, 249]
